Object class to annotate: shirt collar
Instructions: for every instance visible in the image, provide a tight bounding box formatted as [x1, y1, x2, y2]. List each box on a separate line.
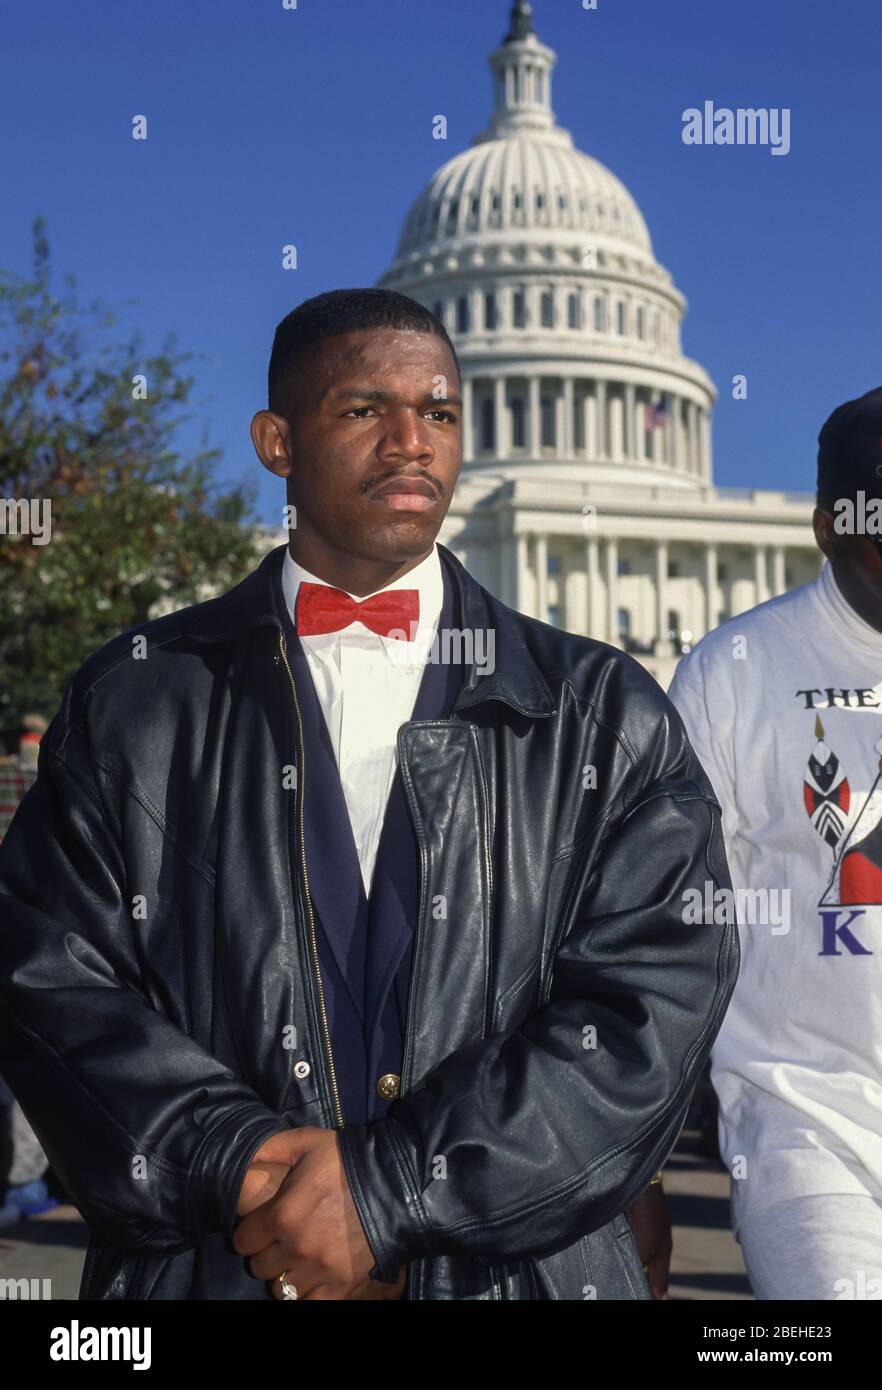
[815, 557, 882, 656]
[281, 542, 445, 666]
[183, 542, 556, 717]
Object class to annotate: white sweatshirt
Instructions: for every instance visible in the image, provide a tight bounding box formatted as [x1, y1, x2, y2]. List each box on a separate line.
[669, 560, 882, 1232]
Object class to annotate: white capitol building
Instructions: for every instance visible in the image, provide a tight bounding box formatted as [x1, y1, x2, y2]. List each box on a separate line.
[374, 0, 819, 687]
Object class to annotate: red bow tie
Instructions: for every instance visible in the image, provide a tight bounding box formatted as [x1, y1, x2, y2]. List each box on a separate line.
[295, 582, 420, 640]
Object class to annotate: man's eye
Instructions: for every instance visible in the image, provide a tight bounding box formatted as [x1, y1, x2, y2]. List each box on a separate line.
[345, 407, 376, 418]
[426, 410, 456, 423]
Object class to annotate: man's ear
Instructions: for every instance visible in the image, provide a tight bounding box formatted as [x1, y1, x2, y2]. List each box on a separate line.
[251, 409, 294, 479]
[812, 504, 836, 562]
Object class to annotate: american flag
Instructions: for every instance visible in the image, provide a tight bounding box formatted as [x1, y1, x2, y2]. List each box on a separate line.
[644, 395, 669, 429]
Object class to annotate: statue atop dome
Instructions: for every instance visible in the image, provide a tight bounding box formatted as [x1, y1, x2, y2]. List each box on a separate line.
[503, 0, 536, 44]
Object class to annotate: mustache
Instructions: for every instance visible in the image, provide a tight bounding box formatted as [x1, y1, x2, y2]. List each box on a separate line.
[360, 474, 443, 496]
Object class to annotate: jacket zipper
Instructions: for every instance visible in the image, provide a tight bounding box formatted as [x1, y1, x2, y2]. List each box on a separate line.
[397, 723, 425, 1099]
[277, 630, 345, 1130]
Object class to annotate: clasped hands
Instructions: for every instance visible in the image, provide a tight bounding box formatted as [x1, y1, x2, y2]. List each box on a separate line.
[233, 1128, 408, 1301]
[234, 1128, 668, 1301]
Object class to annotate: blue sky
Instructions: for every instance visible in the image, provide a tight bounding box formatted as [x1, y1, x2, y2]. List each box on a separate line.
[2, 0, 880, 522]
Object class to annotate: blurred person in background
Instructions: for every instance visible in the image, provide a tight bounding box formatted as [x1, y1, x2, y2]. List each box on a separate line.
[0, 713, 59, 1226]
[0, 713, 44, 841]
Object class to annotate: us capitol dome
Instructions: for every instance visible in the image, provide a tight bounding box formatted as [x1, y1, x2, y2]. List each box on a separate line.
[376, 0, 817, 684]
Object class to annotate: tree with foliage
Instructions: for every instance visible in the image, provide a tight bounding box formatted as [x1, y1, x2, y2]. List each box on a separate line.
[0, 216, 262, 727]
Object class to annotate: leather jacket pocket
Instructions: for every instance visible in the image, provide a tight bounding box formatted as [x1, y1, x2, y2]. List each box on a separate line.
[525, 1216, 652, 1300]
[612, 1213, 653, 1299]
[583, 1214, 652, 1300]
[525, 1236, 591, 1300]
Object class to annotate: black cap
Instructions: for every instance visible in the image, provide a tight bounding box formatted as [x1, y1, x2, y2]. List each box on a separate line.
[817, 385, 882, 505]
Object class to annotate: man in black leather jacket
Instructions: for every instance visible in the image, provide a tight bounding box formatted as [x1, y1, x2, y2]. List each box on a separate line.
[0, 289, 738, 1300]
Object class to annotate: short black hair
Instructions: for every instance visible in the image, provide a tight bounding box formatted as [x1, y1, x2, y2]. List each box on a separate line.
[267, 287, 461, 417]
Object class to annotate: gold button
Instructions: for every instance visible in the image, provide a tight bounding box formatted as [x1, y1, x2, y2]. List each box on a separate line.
[376, 1073, 400, 1101]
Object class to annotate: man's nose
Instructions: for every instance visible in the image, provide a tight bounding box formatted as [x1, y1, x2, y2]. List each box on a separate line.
[379, 408, 434, 459]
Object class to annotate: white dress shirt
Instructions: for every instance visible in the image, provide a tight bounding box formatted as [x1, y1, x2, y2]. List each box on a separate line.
[281, 544, 444, 897]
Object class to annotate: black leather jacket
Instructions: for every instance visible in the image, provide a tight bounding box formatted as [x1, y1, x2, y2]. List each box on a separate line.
[0, 543, 738, 1300]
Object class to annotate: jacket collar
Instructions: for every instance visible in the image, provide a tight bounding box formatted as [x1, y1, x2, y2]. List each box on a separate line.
[185, 542, 556, 719]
